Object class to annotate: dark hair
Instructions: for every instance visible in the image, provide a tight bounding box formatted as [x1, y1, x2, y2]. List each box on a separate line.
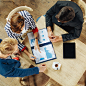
[55, 6, 75, 22]
[10, 13, 24, 33]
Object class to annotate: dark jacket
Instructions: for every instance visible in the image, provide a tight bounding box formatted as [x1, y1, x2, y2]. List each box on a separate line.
[46, 1, 83, 42]
[0, 58, 39, 77]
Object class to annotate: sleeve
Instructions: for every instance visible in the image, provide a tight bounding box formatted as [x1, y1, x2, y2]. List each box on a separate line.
[62, 22, 82, 42]
[4, 23, 26, 51]
[32, 27, 38, 34]
[61, 3, 83, 42]
[45, 2, 58, 27]
[23, 10, 36, 29]
[5, 67, 39, 77]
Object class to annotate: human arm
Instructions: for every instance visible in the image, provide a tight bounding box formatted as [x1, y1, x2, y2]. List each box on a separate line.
[45, 2, 58, 28]
[50, 20, 83, 42]
[4, 24, 36, 60]
[4, 63, 46, 77]
[33, 31, 41, 53]
[47, 26, 56, 41]
[46, 2, 59, 40]
[38, 64, 46, 72]
[22, 11, 40, 52]
[5, 67, 39, 77]
[4, 24, 26, 51]
[23, 49, 36, 60]
[61, 3, 83, 42]
[50, 36, 63, 42]
[62, 23, 82, 42]
[32, 27, 40, 53]
[46, 1, 68, 40]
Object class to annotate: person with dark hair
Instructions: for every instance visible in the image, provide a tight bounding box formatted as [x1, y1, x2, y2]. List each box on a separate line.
[4, 10, 40, 61]
[46, 1, 83, 42]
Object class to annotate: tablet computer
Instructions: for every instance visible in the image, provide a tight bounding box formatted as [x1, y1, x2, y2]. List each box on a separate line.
[63, 43, 76, 59]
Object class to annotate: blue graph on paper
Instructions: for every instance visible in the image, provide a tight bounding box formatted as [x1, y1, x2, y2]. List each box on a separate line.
[31, 39, 42, 46]
[44, 47, 52, 59]
[28, 28, 56, 64]
[39, 47, 52, 61]
[40, 58, 44, 60]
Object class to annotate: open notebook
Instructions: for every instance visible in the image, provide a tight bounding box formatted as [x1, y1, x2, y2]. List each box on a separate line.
[27, 28, 56, 64]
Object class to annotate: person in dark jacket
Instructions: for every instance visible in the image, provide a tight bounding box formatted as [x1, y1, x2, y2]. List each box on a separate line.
[46, 1, 83, 42]
[0, 37, 46, 78]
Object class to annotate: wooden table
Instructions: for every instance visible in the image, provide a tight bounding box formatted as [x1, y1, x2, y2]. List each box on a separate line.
[23, 16, 86, 86]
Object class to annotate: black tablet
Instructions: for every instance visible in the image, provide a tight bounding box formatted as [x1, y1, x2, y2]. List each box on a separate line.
[63, 43, 76, 59]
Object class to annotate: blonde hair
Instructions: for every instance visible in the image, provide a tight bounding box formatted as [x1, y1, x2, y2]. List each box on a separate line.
[0, 37, 18, 55]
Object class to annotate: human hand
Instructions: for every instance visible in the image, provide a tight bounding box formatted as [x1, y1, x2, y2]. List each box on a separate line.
[50, 36, 63, 42]
[48, 31, 55, 40]
[29, 54, 36, 60]
[13, 48, 21, 56]
[38, 64, 46, 72]
[34, 39, 41, 53]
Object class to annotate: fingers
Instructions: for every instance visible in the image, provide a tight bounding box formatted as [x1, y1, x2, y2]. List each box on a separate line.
[50, 39, 57, 42]
[34, 46, 37, 50]
[39, 64, 46, 67]
[35, 45, 41, 53]
[49, 36, 55, 39]
[48, 35, 56, 40]
[50, 36, 60, 42]
[38, 47, 41, 53]
[33, 56, 36, 59]
[32, 55, 36, 59]
[30, 58, 35, 60]
[42, 64, 46, 66]
[51, 40, 57, 43]
[30, 54, 36, 60]
[50, 38, 56, 41]
[48, 35, 55, 37]
[50, 38, 56, 42]
[38, 64, 47, 72]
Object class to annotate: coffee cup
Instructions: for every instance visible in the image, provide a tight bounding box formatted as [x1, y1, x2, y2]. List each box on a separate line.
[52, 62, 61, 70]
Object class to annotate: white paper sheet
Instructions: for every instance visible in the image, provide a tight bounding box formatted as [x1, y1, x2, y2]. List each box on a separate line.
[32, 44, 56, 63]
[27, 28, 50, 47]
[27, 28, 56, 64]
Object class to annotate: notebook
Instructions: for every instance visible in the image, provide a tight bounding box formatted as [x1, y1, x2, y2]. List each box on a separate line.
[27, 28, 56, 64]
[63, 43, 76, 59]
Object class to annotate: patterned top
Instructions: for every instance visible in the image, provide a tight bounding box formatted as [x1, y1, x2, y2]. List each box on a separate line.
[4, 10, 36, 51]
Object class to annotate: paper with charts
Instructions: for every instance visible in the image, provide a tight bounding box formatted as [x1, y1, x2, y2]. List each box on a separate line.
[27, 28, 56, 64]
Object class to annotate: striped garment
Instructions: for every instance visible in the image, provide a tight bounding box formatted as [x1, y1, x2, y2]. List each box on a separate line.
[4, 10, 37, 51]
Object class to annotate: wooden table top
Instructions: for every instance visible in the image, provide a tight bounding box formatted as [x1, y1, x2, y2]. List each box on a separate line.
[23, 16, 86, 86]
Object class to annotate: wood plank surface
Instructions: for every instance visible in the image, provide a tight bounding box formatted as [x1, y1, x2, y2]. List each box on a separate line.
[23, 16, 86, 86]
[0, 0, 86, 86]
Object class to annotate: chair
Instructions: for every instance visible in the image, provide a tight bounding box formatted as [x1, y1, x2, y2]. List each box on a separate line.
[6, 6, 33, 22]
[71, 0, 86, 24]
[6, 6, 33, 43]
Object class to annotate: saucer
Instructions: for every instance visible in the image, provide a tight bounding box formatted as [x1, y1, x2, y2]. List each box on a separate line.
[52, 62, 61, 70]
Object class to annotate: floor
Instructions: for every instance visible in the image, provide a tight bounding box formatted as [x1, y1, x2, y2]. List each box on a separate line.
[0, 0, 86, 86]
